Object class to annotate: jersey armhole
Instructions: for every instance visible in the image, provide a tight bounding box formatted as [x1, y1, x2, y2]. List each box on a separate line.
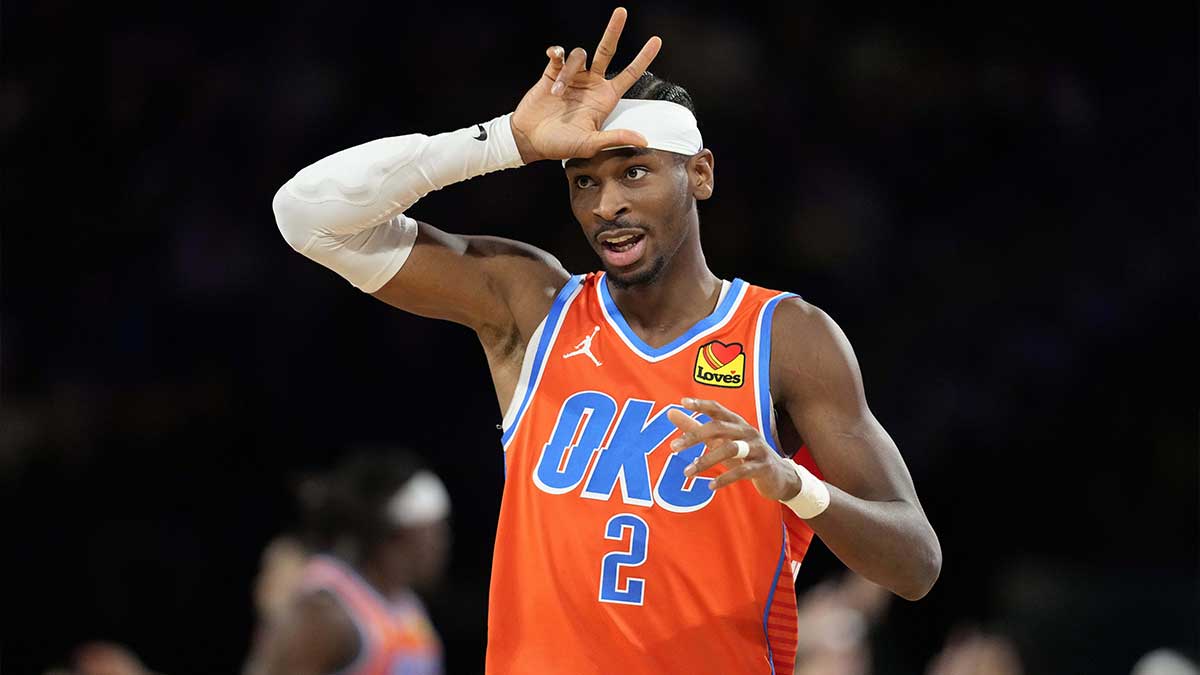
[299, 587, 372, 675]
[752, 292, 799, 453]
[499, 274, 585, 447]
[755, 293, 821, 580]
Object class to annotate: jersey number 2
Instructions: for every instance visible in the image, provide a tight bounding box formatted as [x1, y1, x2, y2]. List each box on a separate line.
[599, 514, 649, 605]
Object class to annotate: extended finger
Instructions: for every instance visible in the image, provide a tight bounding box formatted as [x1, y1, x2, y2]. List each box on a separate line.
[686, 439, 729, 475]
[609, 35, 662, 94]
[681, 397, 744, 423]
[579, 128, 649, 157]
[666, 407, 703, 435]
[552, 47, 588, 96]
[691, 437, 753, 473]
[541, 45, 566, 83]
[670, 419, 744, 452]
[708, 462, 760, 491]
[590, 7, 627, 76]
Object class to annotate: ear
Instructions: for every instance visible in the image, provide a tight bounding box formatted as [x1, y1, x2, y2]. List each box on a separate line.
[687, 149, 715, 201]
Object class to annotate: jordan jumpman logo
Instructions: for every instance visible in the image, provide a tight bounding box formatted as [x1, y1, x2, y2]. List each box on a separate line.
[563, 325, 602, 367]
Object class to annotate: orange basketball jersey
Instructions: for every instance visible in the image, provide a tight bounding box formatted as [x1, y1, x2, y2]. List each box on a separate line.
[299, 555, 443, 675]
[488, 272, 820, 674]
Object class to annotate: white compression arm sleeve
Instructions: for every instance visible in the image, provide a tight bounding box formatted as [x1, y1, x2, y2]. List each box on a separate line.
[272, 113, 524, 292]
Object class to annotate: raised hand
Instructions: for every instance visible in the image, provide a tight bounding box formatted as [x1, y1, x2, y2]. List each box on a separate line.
[510, 7, 662, 163]
[666, 398, 803, 502]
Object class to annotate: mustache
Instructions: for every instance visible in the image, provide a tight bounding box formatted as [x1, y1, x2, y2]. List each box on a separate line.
[593, 218, 649, 235]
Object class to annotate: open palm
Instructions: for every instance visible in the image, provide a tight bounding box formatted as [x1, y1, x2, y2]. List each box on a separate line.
[511, 7, 663, 163]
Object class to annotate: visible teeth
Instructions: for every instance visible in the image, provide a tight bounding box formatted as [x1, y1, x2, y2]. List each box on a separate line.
[606, 234, 636, 244]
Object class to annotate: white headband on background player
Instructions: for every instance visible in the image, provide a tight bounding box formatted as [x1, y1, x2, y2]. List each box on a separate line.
[561, 99, 703, 167]
[386, 470, 450, 527]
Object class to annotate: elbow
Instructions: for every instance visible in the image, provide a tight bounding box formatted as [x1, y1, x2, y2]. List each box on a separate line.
[897, 534, 942, 601]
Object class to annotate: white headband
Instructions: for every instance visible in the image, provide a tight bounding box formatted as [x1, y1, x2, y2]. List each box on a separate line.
[562, 99, 702, 167]
[385, 470, 450, 527]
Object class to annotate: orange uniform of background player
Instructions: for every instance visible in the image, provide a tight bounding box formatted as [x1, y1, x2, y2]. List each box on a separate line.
[299, 555, 442, 675]
[488, 272, 822, 675]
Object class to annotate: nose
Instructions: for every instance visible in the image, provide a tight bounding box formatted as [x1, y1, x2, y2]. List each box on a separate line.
[592, 181, 630, 222]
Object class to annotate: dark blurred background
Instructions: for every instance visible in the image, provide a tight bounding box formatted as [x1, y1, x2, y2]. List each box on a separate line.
[2, 2, 1196, 674]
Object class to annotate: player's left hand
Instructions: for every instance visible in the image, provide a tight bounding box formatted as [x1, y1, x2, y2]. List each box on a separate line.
[666, 397, 802, 502]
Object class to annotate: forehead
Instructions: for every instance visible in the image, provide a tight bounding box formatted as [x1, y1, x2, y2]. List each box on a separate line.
[565, 147, 664, 171]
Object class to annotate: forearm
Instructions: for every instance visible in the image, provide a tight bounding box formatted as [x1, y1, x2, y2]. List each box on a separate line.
[803, 486, 941, 601]
[271, 113, 524, 291]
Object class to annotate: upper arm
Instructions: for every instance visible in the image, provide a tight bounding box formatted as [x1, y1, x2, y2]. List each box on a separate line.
[370, 220, 570, 345]
[247, 592, 359, 675]
[770, 298, 921, 506]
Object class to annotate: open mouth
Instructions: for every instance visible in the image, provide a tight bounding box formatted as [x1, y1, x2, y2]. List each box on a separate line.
[601, 232, 645, 254]
[597, 229, 648, 268]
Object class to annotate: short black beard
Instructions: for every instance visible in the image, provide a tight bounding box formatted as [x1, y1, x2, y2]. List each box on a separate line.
[606, 254, 668, 290]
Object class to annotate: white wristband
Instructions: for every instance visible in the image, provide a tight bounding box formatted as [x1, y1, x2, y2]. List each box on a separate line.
[273, 113, 524, 292]
[781, 462, 831, 519]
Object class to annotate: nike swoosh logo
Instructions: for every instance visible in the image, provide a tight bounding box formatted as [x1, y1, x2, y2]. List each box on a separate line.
[473, 124, 487, 141]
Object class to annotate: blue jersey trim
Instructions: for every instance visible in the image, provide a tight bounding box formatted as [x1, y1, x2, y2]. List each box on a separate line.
[314, 554, 396, 613]
[761, 519, 787, 675]
[318, 586, 374, 675]
[755, 293, 798, 452]
[599, 275, 747, 359]
[500, 275, 584, 447]
[306, 555, 384, 675]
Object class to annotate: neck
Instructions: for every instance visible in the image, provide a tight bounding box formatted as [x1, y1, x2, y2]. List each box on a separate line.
[606, 227, 721, 348]
[355, 555, 410, 600]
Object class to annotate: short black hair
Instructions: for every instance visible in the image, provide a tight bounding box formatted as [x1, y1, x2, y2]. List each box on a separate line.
[298, 449, 424, 559]
[611, 69, 698, 122]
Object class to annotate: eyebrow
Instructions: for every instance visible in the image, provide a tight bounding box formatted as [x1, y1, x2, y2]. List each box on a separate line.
[565, 147, 654, 170]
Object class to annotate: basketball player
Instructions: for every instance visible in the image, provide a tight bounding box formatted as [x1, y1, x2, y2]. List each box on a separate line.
[245, 451, 448, 675]
[272, 8, 940, 673]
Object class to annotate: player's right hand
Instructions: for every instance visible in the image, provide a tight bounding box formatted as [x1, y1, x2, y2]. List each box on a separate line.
[510, 7, 662, 164]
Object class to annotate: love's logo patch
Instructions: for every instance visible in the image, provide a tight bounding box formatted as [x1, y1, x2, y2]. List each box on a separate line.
[693, 340, 745, 388]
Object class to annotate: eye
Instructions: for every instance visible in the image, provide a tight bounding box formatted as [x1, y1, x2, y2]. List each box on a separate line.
[625, 166, 648, 180]
[573, 175, 595, 189]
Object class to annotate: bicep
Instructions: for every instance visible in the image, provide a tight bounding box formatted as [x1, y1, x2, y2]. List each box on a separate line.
[773, 300, 920, 504]
[370, 221, 568, 335]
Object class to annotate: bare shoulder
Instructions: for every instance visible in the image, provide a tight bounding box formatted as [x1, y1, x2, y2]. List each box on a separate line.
[292, 589, 358, 639]
[470, 231, 571, 317]
[255, 590, 359, 675]
[377, 220, 570, 353]
[460, 228, 573, 351]
[772, 296, 839, 333]
[769, 296, 864, 407]
[771, 296, 854, 362]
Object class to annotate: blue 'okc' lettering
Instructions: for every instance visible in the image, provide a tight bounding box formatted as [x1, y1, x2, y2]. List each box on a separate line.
[533, 391, 617, 493]
[654, 412, 714, 513]
[581, 399, 678, 506]
[533, 393, 715, 511]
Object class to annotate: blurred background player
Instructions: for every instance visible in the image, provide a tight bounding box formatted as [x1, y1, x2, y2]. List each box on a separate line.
[244, 450, 449, 675]
[792, 574, 892, 675]
[252, 535, 311, 630]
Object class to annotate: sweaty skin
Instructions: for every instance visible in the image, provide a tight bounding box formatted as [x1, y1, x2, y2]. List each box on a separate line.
[359, 7, 938, 601]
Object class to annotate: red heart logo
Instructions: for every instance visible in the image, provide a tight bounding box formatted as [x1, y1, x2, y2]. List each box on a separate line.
[706, 341, 743, 367]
